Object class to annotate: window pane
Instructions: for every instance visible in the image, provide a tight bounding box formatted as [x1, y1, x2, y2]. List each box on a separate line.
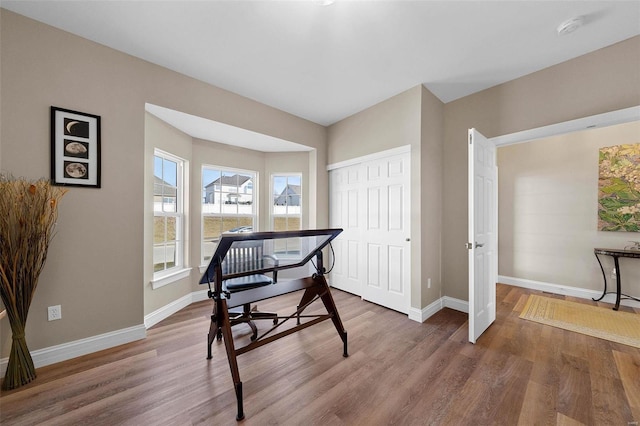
[237, 217, 253, 229]
[288, 175, 301, 186]
[153, 217, 166, 244]
[287, 216, 301, 230]
[272, 174, 301, 236]
[273, 176, 287, 197]
[202, 166, 256, 265]
[166, 216, 177, 242]
[222, 217, 239, 233]
[203, 216, 222, 241]
[153, 244, 165, 272]
[288, 195, 301, 214]
[202, 241, 216, 262]
[162, 158, 177, 186]
[273, 217, 288, 232]
[165, 243, 176, 269]
[163, 195, 177, 213]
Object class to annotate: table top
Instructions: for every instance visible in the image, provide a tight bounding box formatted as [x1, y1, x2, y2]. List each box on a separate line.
[594, 248, 640, 258]
[199, 228, 343, 284]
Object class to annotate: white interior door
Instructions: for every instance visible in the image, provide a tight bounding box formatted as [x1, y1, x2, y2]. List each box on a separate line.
[329, 164, 364, 295]
[360, 154, 410, 313]
[329, 149, 411, 314]
[468, 128, 497, 344]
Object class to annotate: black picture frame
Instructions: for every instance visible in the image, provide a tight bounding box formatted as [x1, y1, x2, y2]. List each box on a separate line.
[51, 106, 101, 188]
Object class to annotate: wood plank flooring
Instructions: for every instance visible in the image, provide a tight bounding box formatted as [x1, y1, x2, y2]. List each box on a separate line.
[1, 284, 639, 425]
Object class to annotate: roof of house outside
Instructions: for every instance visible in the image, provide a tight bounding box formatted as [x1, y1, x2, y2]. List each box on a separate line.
[154, 176, 177, 197]
[205, 174, 251, 189]
[280, 184, 300, 196]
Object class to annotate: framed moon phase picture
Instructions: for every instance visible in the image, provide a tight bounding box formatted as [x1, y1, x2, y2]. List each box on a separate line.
[51, 106, 101, 187]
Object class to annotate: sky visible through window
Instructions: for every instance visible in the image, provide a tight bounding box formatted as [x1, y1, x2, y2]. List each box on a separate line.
[154, 156, 177, 186]
[273, 175, 300, 196]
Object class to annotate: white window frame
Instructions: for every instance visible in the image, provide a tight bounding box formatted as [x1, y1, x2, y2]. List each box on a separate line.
[152, 149, 189, 289]
[201, 165, 258, 267]
[271, 173, 303, 259]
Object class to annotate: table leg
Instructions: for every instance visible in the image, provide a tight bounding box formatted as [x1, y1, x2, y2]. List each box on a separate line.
[593, 253, 608, 302]
[613, 256, 621, 311]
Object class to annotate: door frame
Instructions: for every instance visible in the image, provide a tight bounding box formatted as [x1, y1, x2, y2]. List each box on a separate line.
[467, 105, 640, 343]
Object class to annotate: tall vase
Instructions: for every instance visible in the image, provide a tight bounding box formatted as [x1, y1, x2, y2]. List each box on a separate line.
[0, 175, 67, 390]
[3, 315, 37, 390]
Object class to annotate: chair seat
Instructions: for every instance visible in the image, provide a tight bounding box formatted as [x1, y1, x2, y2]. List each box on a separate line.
[223, 274, 273, 292]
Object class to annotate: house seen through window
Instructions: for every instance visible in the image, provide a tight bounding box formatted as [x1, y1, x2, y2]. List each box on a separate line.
[272, 174, 302, 257]
[153, 150, 185, 275]
[202, 166, 256, 263]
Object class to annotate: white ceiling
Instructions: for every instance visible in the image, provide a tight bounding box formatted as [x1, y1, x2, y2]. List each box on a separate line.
[3, 0, 639, 143]
[145, 103, 312, 152]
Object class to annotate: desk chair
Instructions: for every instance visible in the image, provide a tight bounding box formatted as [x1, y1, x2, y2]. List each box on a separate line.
[216, 240, 279, 341]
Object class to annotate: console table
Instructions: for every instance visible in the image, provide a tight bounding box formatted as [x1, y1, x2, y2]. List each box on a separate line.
[593, 248, 640, 310]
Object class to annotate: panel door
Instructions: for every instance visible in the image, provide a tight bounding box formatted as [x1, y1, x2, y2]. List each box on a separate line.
[360, 153, 411, 313]
[329, 164, 363, 295]
[468, 128, 497, 343]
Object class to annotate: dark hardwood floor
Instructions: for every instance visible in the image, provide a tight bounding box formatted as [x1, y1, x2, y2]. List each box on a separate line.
[1, 284, 639, 425]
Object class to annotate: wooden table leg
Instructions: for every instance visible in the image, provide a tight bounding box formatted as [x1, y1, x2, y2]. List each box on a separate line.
[218, 297, 245, 421]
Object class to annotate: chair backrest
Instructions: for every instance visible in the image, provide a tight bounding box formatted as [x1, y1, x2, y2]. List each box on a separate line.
[222, 240, 268, 275]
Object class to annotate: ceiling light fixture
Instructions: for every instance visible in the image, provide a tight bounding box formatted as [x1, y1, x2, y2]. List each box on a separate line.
[557, 16, 584, 36]
[317, 0, 335, 6]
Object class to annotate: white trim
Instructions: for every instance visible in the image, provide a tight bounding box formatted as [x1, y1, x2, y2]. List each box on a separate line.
[442, 296, 469, 313]
[407, 295, 469, 323]
[326, 145, 411, 171]
[0, 286, 213, 377]
[0, 324, 146, 378]
[144, 289, 209, 329]
[150, 267, 192, 289]
[408, 298, 442, 323]
[498, 275, 640, 308]
[491, 105, 640, 147]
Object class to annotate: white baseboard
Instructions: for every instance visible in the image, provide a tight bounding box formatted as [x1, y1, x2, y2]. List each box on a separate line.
[442, 296, 469, 313]
[144, 289, 209, 329]
[498, 275, 640, 308]
[0, 324, 146, 378]
[0, 287, 212, 379]
[408, 295, 469, 323]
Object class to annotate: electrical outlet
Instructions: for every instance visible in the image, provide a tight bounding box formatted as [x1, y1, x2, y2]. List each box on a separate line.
[48, 305, 61, 321]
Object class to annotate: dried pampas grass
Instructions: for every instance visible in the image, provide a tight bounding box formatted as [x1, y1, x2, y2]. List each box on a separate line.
[0, 174, 67, 390]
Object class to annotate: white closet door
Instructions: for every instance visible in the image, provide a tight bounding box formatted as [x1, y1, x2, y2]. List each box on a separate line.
[329, 164, 364, 296]
[329, 150, 411, 314]
[360, 153, 411, 313]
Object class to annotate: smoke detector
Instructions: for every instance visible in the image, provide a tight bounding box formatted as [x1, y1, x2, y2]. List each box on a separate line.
[557, 17, 584, 36]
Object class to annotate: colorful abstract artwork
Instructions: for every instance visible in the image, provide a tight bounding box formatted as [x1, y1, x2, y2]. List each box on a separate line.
[598, 143, 640, 232]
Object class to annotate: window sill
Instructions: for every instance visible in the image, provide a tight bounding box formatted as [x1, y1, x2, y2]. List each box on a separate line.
[151, 268, 192, 290]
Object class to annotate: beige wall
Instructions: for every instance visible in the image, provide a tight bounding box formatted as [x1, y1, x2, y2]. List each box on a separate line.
[264, 151, 311, 229]
[327, 86, 445, 309]
[419, 86, 444, 307]
[498, 121, 640, 291]
[0, 10, 326, 357]
[144, 113, 195, 315]
[443, 36, 640, 301]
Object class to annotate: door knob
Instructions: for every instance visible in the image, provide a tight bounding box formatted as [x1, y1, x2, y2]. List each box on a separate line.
[475, 242, 484, 248]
